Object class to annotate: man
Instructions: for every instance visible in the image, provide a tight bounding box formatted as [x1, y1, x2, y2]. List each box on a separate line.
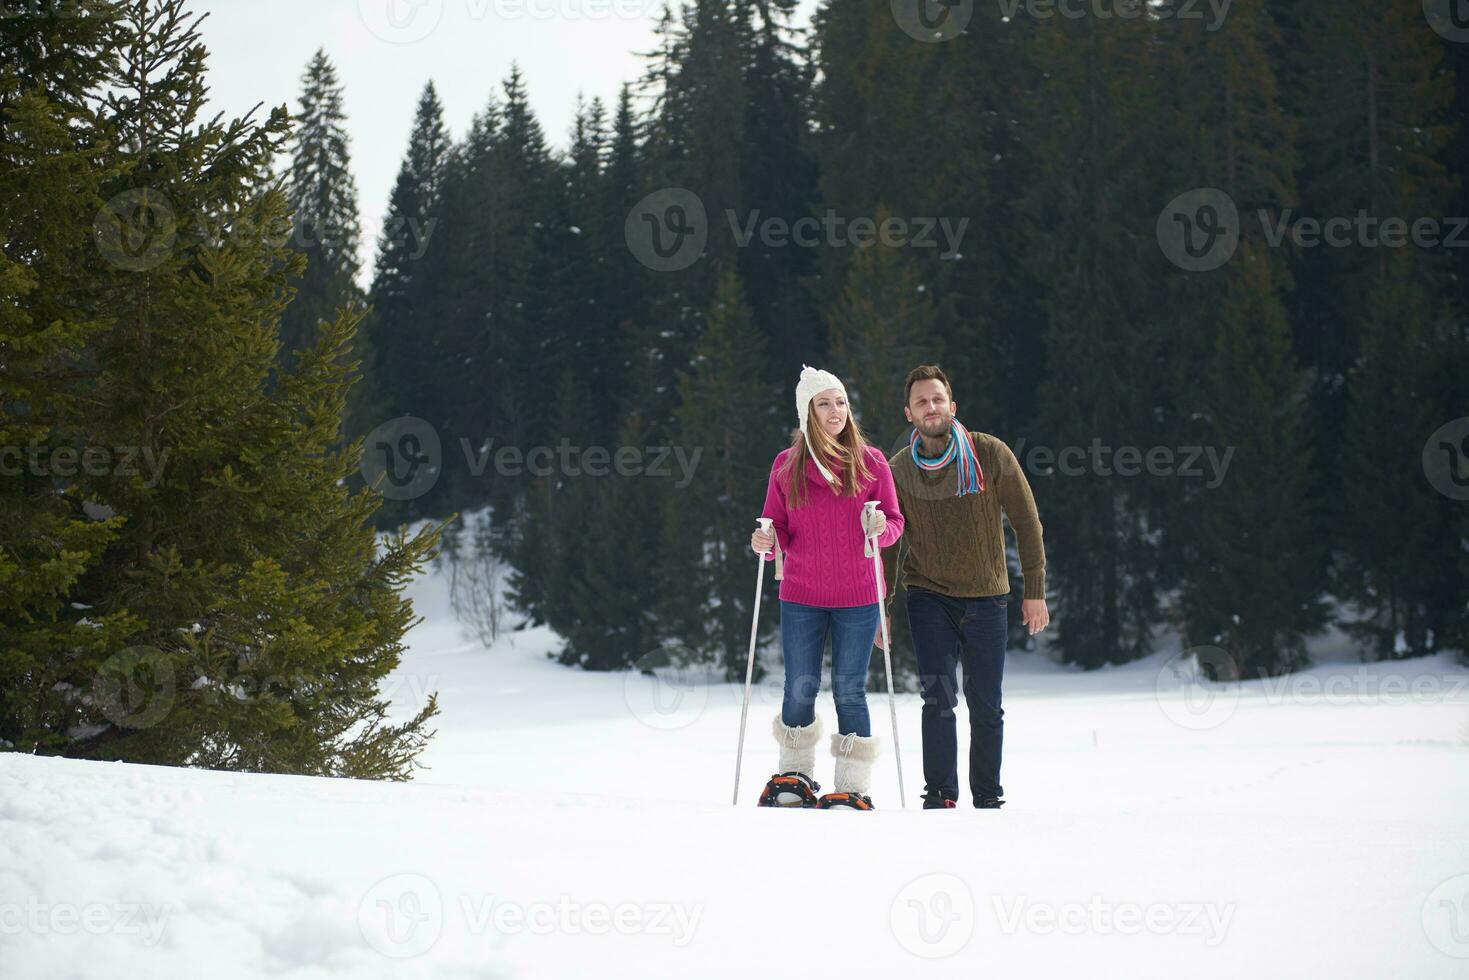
[881, 365, 1049, 810]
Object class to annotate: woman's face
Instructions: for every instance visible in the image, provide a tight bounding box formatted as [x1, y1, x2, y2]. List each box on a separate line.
[811, 388, 848, 440]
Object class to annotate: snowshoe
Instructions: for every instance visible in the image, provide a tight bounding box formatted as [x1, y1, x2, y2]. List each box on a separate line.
[816, 791, 874, 810]
[975, 796, 1005, 809]
[757, 771, 821, 808]
[922, 792, 957, 810]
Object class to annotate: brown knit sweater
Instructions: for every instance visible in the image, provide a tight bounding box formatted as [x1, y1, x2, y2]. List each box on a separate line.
[882, 430, 1047, 601]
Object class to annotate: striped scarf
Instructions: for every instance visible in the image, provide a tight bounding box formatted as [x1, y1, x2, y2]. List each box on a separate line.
[909, 417, 985, 496]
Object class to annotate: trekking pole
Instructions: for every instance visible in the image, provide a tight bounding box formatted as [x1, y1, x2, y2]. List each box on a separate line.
[864, 501, 907, 809]
[733, 518, 774, 805]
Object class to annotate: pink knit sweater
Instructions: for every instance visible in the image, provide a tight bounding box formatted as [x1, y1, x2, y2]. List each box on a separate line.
[759, 444, 905, 608]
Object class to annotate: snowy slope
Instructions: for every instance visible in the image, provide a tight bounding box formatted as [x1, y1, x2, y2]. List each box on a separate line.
[3, 548, 1468, 979]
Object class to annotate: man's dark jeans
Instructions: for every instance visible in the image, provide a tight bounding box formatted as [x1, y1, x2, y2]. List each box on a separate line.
[904, 585, 1008, 804]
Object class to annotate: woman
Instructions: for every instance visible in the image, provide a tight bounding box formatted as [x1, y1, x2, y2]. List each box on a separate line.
[749, 365, 904, 810]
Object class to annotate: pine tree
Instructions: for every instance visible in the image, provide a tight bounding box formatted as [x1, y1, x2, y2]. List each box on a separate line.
[512, 366, 669, 671]
[1017, 13, 1170, 668]
[1285, 0, 1456, 395]
[735, 0, 821, 373]
[415, 96, 496, 516]
[1430, 308, 1469, 667]
[279, 49, 364, 381]
[1291, 0, 1454, 225]
[1337, 251, 1466, 661]
[1176, 243, 1325, 677]
[545, 94, 619, 445]
[634, 0, 748, 420]
[447, 64, 559, 470]
[0, 0, 132, 754]
[1283, 0, 1462, 666]
[507, 367, 595, 655]
[563, 408, 672, 670]
[361, 81, 451, 428]
[1149, 0, 1310, 650]
[1, 0, 446, 778]
[826, 212, 941, 452]
[604, 84, 656, 419]
[659, 271, 780, 676]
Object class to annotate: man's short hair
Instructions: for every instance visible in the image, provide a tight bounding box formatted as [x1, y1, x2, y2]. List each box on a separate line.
[904, 364, 953, 406]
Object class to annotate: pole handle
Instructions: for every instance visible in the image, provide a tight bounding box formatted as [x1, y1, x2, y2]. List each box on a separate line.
[756, 517, 782, 578]
[862, 500, 880, 557]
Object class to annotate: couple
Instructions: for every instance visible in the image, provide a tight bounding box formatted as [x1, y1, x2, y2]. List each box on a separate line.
[750, 364, 1049, 810]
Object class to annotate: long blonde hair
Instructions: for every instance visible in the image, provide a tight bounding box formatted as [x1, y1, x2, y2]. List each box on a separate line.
[780, 401, 875, 509]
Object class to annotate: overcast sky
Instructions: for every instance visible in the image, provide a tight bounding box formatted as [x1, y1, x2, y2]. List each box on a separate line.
[192, 0, 820, 288]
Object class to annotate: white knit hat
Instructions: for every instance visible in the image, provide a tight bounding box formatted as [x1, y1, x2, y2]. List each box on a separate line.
[795, 363, 847, 485]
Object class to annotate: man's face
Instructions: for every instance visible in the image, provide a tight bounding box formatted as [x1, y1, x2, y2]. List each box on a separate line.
[905, 379, 955, 439]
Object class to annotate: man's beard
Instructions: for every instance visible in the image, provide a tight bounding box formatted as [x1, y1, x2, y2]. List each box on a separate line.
[916, 413, 951, 439]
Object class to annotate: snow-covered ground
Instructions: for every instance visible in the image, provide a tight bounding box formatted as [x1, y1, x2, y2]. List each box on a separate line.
[3, 547, 1468, 979]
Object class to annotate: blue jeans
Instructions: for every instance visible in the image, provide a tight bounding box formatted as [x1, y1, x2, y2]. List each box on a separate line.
[905, 586, 1008, 803]
[779, 600, 879, 737]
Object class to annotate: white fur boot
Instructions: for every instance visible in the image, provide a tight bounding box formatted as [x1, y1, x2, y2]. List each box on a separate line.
[772, 713, 823, 778]
[760, 714, 824, 806]
[829, 732, 880, 800]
